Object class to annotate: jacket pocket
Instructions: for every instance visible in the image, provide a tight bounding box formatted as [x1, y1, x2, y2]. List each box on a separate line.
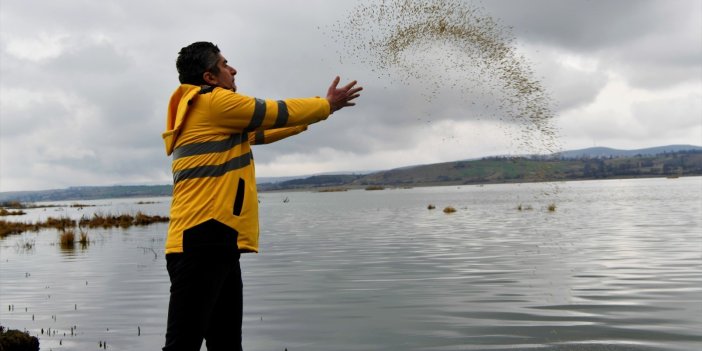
[233, 178, 245, 216]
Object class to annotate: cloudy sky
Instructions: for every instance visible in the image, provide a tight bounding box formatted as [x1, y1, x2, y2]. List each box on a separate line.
[1, 0, 700, 192]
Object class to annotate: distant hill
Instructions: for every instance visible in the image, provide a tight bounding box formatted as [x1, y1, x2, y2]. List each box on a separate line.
[557, 145, 702, 159]
[0, 185, 173, 203]
[2, 145, 701, 202]
[261, 145, 702, 191]
[348, 149, 702, 188]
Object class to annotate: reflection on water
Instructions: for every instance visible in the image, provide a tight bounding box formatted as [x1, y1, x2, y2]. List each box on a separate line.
[1, 178, 701, 350]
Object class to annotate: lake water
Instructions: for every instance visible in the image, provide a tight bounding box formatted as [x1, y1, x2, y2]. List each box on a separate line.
[1, 177, 700, 351]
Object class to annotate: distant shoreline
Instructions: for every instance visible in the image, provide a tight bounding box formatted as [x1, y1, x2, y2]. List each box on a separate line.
[2, 174, 700, 204]
[3, 146, 701, 203]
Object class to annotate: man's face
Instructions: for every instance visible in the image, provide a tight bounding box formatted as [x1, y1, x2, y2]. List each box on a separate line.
[209, 53, 237, 91]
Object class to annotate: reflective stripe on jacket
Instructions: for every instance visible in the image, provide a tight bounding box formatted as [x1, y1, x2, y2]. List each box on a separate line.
[163, 84, 330, 254]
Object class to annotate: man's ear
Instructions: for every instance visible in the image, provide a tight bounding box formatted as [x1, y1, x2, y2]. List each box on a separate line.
[203, 71, 217, 86]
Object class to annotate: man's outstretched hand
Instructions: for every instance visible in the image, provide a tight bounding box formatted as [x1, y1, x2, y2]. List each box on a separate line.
[326, 76, 363, 113]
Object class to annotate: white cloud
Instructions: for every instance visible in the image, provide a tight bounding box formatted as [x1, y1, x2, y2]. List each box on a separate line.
[558, 75, 702, 149]
[5, 32, 68, 61]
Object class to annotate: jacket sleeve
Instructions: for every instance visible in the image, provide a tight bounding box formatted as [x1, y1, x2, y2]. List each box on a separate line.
[249, 126, 308, 145]
[208, 88, 330, 134]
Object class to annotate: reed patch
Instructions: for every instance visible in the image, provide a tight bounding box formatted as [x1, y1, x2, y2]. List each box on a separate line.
[0, 212, 169, 239]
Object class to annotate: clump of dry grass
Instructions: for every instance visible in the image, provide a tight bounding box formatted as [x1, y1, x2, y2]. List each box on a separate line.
[317, 188, 348, 193]
[134, 211, 169, 226]
[117, 215, 134, 228]
[79, 213, 115, 228]
[547, 203, 557, 212]
[79, 212, 168, 228]
[365, 185, 385, 191]
[443, 206, 456, 213]
[0, 201, 26, 209]
[44, 216, 76, 231]
[0, 220, 34, 238]
[59, 229, 76, 247]
[0, 208, 26, 216]
[1, 211, 168, 239]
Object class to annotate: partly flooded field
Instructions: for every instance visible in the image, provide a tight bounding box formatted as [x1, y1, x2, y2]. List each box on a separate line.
[1, 177, 701, 350]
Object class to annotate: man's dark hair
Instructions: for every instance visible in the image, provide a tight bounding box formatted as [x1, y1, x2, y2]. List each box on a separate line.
[176, 42, 221, 85]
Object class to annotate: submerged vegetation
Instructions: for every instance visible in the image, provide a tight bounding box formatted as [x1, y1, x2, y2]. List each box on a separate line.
[16, 238, 35, 252]
[517, 204, 533, 211]
[79, 229, 89, 246]
[443, 206, 457, 214]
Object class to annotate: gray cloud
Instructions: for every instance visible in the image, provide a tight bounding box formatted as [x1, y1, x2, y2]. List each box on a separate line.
[484, 0, 675, 50]
[484, 0, 702, 89]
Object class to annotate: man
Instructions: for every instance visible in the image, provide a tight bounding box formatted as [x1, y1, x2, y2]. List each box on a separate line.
[161, 41, 361, 350]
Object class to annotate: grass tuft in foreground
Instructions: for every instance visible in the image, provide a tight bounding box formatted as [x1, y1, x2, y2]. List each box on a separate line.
[0, 325, 39, 351]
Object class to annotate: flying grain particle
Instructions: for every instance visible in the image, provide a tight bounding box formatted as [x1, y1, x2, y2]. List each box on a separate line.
[330, 0, 562, 191]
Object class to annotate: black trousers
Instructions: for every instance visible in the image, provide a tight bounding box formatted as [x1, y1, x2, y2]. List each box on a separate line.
[163, 251, 243, 351]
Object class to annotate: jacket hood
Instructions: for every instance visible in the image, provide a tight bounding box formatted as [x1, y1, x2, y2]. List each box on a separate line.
[162, 84, 202, 156]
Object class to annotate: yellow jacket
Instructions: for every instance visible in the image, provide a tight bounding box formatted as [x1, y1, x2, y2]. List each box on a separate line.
[163, 84, 330, 254]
